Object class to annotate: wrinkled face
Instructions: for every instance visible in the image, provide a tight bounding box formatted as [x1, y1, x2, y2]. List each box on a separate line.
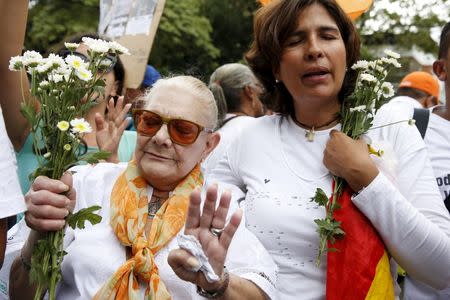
[276, 4, 347, 106]
[135, 85, 216, 190]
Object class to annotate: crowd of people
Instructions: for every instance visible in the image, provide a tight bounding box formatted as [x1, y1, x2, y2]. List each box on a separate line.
[1, 0, 450, 299]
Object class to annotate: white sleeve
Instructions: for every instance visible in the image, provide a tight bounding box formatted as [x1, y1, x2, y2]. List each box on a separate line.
[0, 110, 25, 218]
[206, 138, 247, 211]
[352, 125, 450, 289]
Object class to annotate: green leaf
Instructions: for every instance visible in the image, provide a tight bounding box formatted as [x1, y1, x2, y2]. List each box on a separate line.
[78, 151, 111, 164]
[66, 205, 102, 230]
[310, 188, 329, 207]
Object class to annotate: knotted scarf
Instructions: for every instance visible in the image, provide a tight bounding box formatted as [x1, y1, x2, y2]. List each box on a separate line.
[94, 160, 203, 300]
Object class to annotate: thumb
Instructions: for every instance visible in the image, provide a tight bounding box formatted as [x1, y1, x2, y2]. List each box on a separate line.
[168, 249, 200, 273]
[60, 172, 76, 212]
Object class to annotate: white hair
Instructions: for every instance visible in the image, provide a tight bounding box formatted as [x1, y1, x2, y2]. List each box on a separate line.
[138, 75, 218, 129]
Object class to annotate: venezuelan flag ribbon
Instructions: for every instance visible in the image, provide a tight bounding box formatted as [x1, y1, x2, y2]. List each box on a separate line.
[326, 186, 394, 299]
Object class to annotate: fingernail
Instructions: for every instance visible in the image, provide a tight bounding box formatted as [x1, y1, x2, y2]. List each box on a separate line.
[186, 257, 200, 271]
[60, 184, 69, 191]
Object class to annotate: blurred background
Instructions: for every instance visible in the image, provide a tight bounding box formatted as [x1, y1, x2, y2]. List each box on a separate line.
[24, 0, 449, 100]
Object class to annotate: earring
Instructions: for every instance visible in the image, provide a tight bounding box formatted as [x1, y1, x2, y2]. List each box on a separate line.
[275, 79, 280, 83]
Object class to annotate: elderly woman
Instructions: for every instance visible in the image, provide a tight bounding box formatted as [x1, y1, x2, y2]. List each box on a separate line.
[9, 76, 277, 299]
[207, 0, 450, 299]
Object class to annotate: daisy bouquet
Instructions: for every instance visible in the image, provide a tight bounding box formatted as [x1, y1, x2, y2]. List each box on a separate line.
[311, 49, 402, 264]
[9, 37, 129, 299]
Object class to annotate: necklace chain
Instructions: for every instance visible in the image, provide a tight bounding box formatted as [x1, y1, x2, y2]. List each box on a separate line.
[292, 114, 341, 142]
[148, 196, 164, 218]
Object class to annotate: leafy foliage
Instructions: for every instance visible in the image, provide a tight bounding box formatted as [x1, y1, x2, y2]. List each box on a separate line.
[67, 206, 102, 229]
[150, 0, 219, 77]
[26, 0, 99, 54]
[357, 0, 449, 55]
[26, 0, 260, 78]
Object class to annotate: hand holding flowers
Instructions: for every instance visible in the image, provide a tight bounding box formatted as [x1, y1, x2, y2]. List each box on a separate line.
[311, 49, 402, 265]
[9, 37, 129, 300]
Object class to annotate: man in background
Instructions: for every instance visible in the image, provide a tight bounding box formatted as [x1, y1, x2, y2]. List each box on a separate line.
[390, 71, 440, 110]
[404, 21, 450, 300]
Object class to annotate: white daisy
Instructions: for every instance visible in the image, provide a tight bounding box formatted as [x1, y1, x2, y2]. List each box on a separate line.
[9, 56, 24, 71]
[351, 60, 369, 70]
[70, 118, 92, 133]
[75, 67, 93, 81]
[64, 42, 80, 51]
[65, 55, 88, 70]
[360, 73, 377, 83]
[108, 41, 130, 55]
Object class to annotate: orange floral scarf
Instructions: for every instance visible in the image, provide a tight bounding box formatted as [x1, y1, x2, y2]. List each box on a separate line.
[94, 160, 203, 300]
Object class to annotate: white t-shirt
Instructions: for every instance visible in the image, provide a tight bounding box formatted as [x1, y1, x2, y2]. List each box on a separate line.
[208, 106, 450, 300]
[404, 111, 450, 300]
[4, 163, 278, 300]
[203, 114, 256, 175]
[389, 95, 423, 112]
[0, 108, 25, 218]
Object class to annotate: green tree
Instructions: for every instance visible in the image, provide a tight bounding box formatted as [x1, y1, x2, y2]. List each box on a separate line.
[149, 0, 219, 78]
[25, 0, 99, 53]
[200, 0, 259, 67]
[357, 0, 449, 55]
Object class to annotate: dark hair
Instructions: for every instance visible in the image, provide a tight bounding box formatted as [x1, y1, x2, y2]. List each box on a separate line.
[246, 0, 360, 115]
[54, 32, 126, 97]
[438, 22, 450, 59]
[396, 87, 429, 100]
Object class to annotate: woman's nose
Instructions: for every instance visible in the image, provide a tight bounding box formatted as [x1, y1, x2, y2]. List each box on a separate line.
[305, 37, 324, 60]
[151, 124, 172, 147]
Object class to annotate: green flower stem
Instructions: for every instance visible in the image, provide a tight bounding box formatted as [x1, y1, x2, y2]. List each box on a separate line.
[368, 119, 410, 131]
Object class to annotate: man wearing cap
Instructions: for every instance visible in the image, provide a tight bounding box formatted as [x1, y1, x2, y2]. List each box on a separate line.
[390, 71, 440, 109]
[403, 21, 450, 300]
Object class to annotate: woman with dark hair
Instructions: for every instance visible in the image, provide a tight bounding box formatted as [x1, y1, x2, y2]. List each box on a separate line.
[14, 33, 136, 194]
[207, 0, 450, 298]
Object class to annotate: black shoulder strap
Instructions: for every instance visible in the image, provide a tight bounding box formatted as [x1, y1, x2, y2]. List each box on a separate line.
[413, 108, 430, 139]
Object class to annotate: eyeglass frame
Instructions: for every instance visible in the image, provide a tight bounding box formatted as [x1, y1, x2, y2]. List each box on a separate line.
[132, 109, 214, 146]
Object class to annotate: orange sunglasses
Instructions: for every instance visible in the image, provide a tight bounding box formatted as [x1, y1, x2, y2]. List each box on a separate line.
[133, 109, 213, 146]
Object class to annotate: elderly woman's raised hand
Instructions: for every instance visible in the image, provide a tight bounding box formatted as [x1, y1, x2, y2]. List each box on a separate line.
[24, 172, 76, 232]
[168, 184, 242, 292]
[323, 130, 379, 192]
[95, 96, 131, 163]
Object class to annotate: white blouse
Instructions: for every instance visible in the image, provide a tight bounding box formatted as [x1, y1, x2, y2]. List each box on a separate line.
[208, 105, 450, 300]
[4, 163, 278, 299]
